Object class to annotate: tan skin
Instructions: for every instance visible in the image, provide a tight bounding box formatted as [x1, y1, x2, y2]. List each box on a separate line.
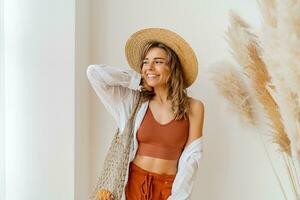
[133, 47, 205, 175]
[101, 47, 204, 200]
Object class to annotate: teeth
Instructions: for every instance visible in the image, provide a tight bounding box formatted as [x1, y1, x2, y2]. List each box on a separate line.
[147, 74, 158, 78]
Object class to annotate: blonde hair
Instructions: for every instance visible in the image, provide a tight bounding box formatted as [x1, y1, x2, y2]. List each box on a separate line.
[139, 42, 191, 120]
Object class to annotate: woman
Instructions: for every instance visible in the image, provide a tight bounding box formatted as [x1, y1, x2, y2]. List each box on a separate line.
[87, 28, 205, 200]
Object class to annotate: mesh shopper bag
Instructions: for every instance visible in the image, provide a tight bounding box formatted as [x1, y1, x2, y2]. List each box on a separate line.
[89, 93, 142, 200]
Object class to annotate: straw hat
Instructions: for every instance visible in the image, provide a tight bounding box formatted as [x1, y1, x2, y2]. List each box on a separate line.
[125, 28, 198, 88]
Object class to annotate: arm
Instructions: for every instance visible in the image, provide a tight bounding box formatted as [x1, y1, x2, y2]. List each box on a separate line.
[168, 100, 205, 200]
[86, 64, 142, 133]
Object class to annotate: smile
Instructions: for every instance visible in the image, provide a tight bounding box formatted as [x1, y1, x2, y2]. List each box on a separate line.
[147, 74, 159, 79]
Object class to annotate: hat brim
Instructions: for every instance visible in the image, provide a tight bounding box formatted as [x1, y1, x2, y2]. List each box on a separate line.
[125, 28, 198, 88]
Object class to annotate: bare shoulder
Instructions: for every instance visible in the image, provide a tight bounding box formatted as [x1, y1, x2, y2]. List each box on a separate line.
[185, 97, 205, 146]
[189, 97, 205, 116]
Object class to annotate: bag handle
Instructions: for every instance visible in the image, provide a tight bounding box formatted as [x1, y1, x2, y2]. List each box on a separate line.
[129, 92, 142, 120]
[121, 92, 142, 133]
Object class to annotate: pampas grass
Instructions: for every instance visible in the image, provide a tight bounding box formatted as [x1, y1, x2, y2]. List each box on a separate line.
[211, 1, 300, 198]
[210, 61, 289, 199]
[258, 0, 300, 197]
[276, 0, 300, 97]
[226, 11, 291, 155]
[259, 0, 300, 165]
[258, 0, 300, 100]
[257, 0, 277, 27]
[210, 61, 257, 126]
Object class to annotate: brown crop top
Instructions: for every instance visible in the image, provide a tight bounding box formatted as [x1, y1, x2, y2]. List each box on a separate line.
[136, 106, 189, 160]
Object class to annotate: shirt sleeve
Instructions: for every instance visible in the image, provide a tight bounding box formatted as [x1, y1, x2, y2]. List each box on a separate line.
[167, 138, 203, 200]
[86, 64, 142, 133]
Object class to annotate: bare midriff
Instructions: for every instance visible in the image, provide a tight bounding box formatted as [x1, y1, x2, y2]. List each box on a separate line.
[132, 154, 178, 175]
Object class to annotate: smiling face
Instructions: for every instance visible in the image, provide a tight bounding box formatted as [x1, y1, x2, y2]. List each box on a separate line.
[138, 42, 190, 120]
[141, 47, 171, 89]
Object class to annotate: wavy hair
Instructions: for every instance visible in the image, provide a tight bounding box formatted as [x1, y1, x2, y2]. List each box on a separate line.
[139, 42, 191, 120]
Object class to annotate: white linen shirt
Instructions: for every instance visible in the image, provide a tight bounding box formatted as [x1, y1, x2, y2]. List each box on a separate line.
[86, 64, 203, 200]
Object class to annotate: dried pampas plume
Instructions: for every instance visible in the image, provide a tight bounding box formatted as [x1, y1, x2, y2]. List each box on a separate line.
[211, 1, 300, 198]
[226, 11, 291, 155]
[210, 61, 257, 126]
[257, 0, 277, 27]
[258, 0, 300, 186]
[259, 0, 300, 101]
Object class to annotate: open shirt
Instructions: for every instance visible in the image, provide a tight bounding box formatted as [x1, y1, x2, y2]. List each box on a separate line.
[86, 64, 203, 200]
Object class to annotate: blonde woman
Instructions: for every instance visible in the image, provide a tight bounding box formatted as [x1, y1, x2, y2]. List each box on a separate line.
[87, 28, 205, 200]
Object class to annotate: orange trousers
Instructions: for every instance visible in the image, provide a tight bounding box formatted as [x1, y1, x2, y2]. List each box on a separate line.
[125, 162, 176, 200]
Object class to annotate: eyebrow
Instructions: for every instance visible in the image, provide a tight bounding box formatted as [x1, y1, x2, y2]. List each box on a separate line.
[143, 57, 166, 60]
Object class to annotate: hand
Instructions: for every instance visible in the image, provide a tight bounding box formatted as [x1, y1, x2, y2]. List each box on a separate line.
[96, 189, 114, 200]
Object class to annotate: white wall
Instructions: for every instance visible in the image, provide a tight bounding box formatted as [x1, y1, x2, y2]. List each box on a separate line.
[4, 0, 75, 200]
[75, 0, 91, 199]
[89, 0, 290, 199]
[0, 0, 5, 199]
[3, 0, 91, 200]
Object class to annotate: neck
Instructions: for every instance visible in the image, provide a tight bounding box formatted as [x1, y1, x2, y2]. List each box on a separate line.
[153, 86, 169, 104]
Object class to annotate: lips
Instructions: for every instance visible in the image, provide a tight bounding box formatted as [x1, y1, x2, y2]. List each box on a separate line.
[146, 74, 159, 80]
[147, 74, 159, 78]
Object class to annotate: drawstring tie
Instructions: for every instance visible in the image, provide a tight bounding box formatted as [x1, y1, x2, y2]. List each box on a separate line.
[141, 173, 153, 200]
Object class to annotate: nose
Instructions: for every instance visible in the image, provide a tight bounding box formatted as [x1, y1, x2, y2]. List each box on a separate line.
[146, 61, 155, 69]
[150, 60, 156, 68]
[143, 61, 154, 71]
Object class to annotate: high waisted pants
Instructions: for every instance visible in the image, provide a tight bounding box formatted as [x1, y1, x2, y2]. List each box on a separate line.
[125, 162, 176, 200]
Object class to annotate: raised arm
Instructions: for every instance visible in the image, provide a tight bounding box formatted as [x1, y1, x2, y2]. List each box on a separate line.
[86, 64, 142, 133]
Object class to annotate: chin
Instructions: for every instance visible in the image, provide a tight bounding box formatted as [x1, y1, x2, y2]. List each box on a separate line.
[146, 81, 158, 87]
[148, 83, 164, 89]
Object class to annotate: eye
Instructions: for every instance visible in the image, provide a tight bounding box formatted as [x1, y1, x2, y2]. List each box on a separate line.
[155, 61, 164, 64]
